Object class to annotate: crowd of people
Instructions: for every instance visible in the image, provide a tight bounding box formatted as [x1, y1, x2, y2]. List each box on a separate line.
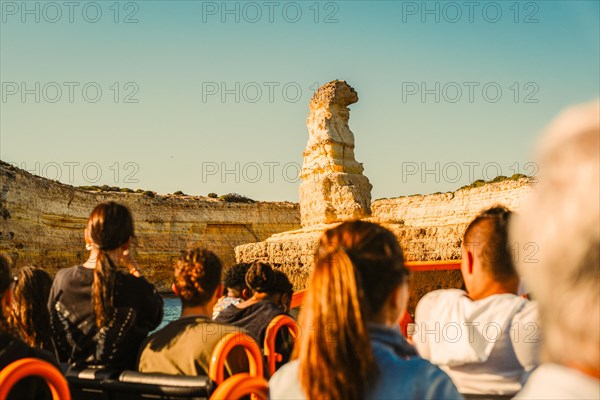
[0, 100, 598, 399]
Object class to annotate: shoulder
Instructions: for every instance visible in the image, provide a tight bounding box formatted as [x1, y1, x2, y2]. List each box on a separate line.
[415, 289, 466, 319]
[117, 273, 159, 296]
[513, 299, 539, 322]
[50, 266, 86, 294]
[53, 265, 81, 282]
[373, 356, 461, 399]
[269, 360, 304, 399]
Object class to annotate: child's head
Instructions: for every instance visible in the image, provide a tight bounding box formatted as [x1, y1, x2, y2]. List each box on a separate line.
[223, 263, 251, 299]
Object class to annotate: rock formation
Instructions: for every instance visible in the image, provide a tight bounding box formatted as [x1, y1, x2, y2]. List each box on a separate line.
[299, 80, 372, 227]
[235, 79, 534, 312]
[0, 161, 300, 291]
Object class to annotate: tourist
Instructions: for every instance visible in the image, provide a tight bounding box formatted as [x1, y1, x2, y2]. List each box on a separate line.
[212, 262, 251, 319]
[215, 262, 295, 370]
[412, 206, 540, 395]
[269, 221, 461, 399]
[0, 254, 58, 400]
[137, 248, 247, 376]
[8, 266, 53, 351]
[510, 100, 599, 399]
[48, 201, 163, 370]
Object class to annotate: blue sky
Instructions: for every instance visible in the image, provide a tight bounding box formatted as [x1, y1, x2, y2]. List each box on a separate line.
[1, 0, 599, 201]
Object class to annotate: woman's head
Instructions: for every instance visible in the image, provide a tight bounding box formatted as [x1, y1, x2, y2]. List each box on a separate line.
[223, 263, 251, 299]
[296, 220, 409, 400]
[271, 270, 293, 313]
[245, 262, 274, 294]
[86, 201, 134, 251]
[315, 220, 409, 320]
[173, 248, 223, 308]
[8, 266, 53, 349]
[87, 202, 135, 328]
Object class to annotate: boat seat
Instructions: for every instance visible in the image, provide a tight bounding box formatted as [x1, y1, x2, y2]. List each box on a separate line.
[65, 367, 213, 400]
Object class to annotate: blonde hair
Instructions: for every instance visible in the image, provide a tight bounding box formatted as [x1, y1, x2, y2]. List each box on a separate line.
[295, 221, 409, 400]
[509, 100, 599, 370]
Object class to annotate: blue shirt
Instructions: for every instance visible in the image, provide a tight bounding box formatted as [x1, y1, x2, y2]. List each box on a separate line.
[269, 324, 463, 400]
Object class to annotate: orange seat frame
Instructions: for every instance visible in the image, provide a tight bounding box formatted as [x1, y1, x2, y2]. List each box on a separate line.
[0, 358, 71, 400]
[264, 315, 300, 376]
[208, 332, 264, 384]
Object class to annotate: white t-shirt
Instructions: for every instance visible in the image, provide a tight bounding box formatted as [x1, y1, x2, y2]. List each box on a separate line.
[515, 363, 600, 399]
[413, 289, 540, 395]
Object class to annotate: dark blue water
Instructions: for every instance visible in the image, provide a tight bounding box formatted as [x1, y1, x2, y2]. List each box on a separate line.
[157, 297, 181, 331]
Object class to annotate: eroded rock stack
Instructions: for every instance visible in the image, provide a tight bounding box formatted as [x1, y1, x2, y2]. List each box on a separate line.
[299, 80, 372, 227]
[235, 79, 534, 311]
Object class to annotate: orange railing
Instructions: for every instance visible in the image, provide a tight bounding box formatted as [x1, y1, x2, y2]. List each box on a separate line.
[290, 260, 461, 307]
[405, 260, 461, 272]
[0, 358, 71, 400]
[210, 373, 268, 400]
[289, 260, 461, 338]
[264, 315, 301, 376]
[209, 332, 264, 385]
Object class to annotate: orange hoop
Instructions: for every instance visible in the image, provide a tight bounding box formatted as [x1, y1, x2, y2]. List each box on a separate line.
[264, 315, 300, 376]
[209, 373, 268, 400]
[0, 358, 71, 400]
[208, 332, 264, 384]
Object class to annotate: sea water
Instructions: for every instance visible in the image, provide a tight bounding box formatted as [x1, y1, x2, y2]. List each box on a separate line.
[156, 297, 181, 331]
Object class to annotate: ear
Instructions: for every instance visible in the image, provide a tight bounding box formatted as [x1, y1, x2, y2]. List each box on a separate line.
[171, 283, 179, 297]
[122, 237, 132, 251]
[467, 249, 475, 275]
[241, 288, 251, 300]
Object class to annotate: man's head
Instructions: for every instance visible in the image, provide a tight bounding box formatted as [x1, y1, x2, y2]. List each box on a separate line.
[510, 100, 599, 374]
[461, 206, 518, 299]
[173, 248, 223, 309]
[223, 263, 251, 300]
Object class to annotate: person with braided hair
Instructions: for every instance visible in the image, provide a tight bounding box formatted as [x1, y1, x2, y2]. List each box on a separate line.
[48, 201, 163, 370]
[137, 248, 248, 377]
[215, 262, 295, 371]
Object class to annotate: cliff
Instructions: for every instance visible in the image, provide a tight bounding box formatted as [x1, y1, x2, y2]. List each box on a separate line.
[0, 161, 300, 291]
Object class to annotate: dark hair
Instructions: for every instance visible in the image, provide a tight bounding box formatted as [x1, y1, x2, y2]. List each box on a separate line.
[463, 205, 516, 282]
[271, 270, 293, 295]
[0, 254, 10, 294]
[245, 262, 274, 293]
[296, 221, 409, 400]
[223, 263, 251, 291]
[88, 202, 134, 328]
[8, 266, 53, 349]
[0, 254, 13, 334]
[174, 248, 222, 307]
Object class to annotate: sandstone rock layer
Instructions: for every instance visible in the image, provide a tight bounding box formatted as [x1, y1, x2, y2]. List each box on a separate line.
[299, 80, 372, 227]
[0, 162, 300, 291]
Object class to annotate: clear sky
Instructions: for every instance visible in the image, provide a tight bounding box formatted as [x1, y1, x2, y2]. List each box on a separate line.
[1, 0, 598, 201]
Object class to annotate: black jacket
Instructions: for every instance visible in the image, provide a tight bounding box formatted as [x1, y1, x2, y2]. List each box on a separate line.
[48, 265, 163, 370]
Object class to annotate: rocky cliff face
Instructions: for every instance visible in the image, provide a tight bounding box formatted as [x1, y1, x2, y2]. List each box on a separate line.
[235, 79, 535, 312]
[299, 80, 372, 227]
[0, 161, 300, 291]
[236, 178, 533, 310]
